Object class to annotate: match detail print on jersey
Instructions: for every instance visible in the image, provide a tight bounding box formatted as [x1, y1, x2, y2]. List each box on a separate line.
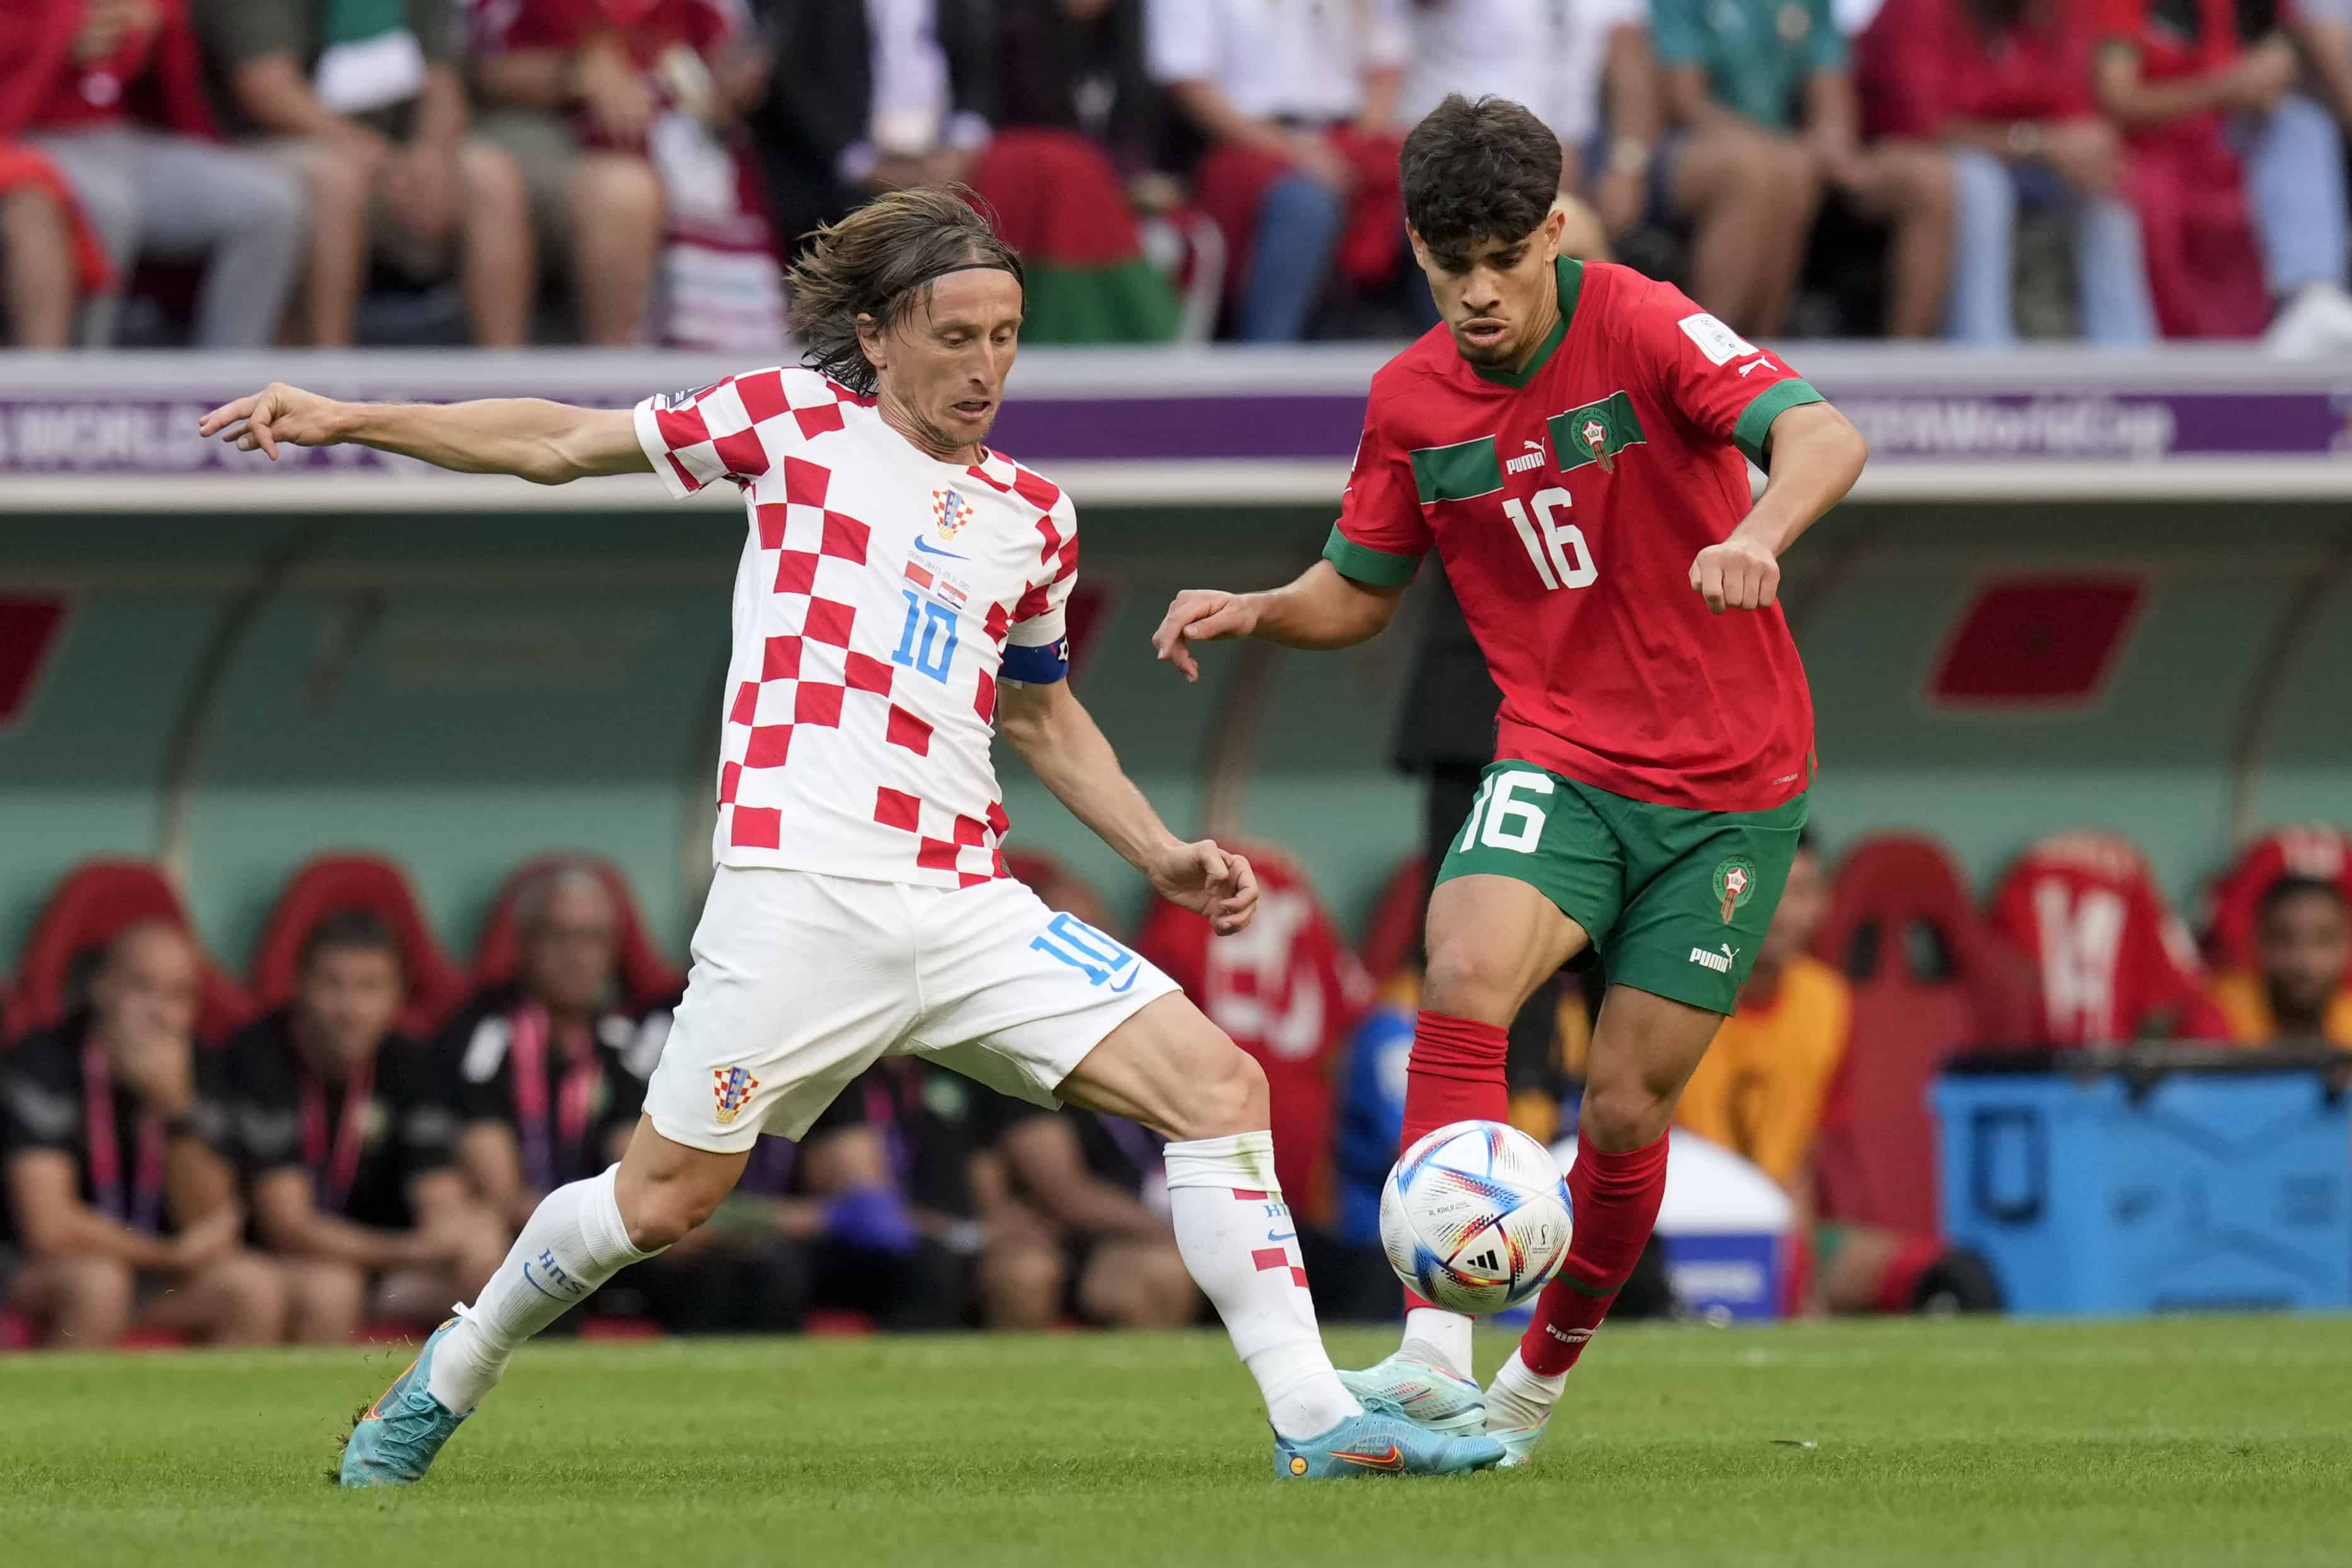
[633, 367, 1079, 885]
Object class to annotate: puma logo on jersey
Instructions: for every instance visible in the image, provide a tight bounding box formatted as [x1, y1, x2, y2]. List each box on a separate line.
[1736, 357, 1772, 376]
[1506, 446, 1547, 474]
[1689, 946, 1732, 973]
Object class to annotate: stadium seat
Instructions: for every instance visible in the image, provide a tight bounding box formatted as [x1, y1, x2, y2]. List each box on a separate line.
[2200, 824, 2352, 979]
[4, 861, 250, 1042]
[473, 854, 684, 1006]
[1136, 843, 1372, 1226]
[1357, 852, 1429, 988]
[1808, 835, 2034, 1236]
[247, 853, 465, 1037]
[1988, 831, 2229, 1046]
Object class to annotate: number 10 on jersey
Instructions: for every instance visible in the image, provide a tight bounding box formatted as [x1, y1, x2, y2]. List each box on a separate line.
[1504, 487, 1596, 592]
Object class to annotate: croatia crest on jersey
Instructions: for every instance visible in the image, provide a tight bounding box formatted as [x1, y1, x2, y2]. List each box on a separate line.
[712, 1065, 759, 1126]
[931, 487, 975, 541]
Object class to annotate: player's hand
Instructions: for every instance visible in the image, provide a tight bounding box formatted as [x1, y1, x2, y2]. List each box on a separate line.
[197, 383, 349, 459]
[1150, 590, 1259, 683]
[1690, 534, 1780, 613]
[1149, 839, 1259, 935]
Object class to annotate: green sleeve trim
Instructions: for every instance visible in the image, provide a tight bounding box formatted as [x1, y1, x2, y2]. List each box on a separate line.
[1322, 525, 1421, 587]
[1734, 379, 1824, 469]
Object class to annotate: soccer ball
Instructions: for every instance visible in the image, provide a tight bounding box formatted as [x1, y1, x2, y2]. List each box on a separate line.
[1379, 1119, 1574, 1314]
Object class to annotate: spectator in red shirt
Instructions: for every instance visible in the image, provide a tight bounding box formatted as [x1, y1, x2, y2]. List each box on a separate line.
[0, 0, 303, 345]
[2094, 0, 2352, 345]
[1859, 0, 2158, 344]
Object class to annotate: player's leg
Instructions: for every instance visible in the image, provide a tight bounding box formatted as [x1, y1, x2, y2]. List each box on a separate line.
[345, 867, 915, 1486]
[914, 879, 1499, 1475]
[1384, 763, 1615, 1380]
[1051, 994, 1501, 1475]
[1480, 983, 1721, 1455]
[1487, 789, 1807, 1461]
[1049, 994, 1358, 1435]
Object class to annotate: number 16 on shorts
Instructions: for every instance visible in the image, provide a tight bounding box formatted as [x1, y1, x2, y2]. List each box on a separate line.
[1457, 769, 1555, 855]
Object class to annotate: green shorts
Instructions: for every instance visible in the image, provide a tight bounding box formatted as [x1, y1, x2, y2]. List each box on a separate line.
[1434, 761, 1809, 1015]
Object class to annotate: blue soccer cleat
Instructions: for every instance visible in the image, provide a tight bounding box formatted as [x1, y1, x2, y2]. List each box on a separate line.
[1337, 1350, 1487, 1435]
[338, 1318, 473, 1487]
[1274, 1409, 1505, 1479]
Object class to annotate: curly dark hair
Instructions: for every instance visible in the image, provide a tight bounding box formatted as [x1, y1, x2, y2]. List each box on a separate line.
[1400, 95, 1563, 268]
[787, 186, 1025, 397]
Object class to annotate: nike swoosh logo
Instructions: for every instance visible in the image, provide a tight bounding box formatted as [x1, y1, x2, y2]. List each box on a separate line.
[912, 538, 969, 559]
[1109, 964, 1138, 994]
[1331, 1443, 1407, 1472]
[1266, 1229, 1297, 1243]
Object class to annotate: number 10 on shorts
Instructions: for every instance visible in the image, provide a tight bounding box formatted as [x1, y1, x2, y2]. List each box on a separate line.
[1031, 913, 1141, 989]
[1458, 770, 1555, 854]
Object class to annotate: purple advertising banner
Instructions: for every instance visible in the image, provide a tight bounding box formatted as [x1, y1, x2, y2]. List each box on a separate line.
[0, 374, 2344, 477]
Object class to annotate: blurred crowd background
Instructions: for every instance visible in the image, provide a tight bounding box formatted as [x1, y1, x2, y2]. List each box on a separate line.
[3, 0, 2352, 354]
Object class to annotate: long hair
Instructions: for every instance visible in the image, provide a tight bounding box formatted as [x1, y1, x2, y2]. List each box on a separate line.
[787, 187, 1025, 398]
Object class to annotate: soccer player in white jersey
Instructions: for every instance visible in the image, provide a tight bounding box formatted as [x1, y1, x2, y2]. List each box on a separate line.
[199, 188, 1503, 1485]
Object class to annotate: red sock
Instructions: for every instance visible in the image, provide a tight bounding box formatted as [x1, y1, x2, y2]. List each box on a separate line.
[1398, 1010, 1508, 1311]
[1518, 1132, 1669, 1376]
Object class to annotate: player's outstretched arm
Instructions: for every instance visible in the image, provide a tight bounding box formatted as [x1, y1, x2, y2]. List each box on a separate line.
[1151, 560, 1405, 683]
[1690, 401, 1869, 614]
[996, 679, 1258, 935]
[198, 383, 650, 485]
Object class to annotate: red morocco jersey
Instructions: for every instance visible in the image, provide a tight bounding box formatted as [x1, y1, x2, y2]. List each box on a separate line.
[634, 367, 1078, 885]
[1329, 258, 1821, 811]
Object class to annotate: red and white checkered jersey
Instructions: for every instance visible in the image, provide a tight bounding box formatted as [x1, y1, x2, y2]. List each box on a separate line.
[633, 367, 1078, 886]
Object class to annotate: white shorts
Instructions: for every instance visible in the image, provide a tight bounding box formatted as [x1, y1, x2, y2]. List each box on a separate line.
[644, 866, 1181, 1150]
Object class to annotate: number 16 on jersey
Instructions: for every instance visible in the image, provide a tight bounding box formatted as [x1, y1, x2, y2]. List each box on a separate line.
[1504, 487, 1596, 592]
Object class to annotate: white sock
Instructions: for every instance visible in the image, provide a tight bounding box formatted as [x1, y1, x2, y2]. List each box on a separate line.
[1402, 1308, 1474, 1380]
[1164, 1131, 1361, 1440]
[1485, 1348, 1568, 1431]
[425, 1165, 661, 1412]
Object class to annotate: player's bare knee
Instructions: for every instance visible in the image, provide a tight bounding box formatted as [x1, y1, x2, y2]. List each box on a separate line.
[1421, 938, 1525, 1023]
[1579, 1080, 1674, 1152]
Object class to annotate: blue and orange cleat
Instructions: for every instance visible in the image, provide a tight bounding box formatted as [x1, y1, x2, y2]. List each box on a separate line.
[338, 1318, 473, 1487]
[1273, 1409, 1504, 1480]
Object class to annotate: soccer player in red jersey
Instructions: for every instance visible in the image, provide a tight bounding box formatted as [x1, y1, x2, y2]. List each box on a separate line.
[1153, 94, 1869, 1465]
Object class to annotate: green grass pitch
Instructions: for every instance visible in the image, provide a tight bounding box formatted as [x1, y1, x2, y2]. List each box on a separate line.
[5, 1317, 2349, 1566]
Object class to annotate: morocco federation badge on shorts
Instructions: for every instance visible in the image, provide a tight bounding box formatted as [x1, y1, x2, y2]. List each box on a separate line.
[712, 1065, 760, 1126]
[1714, 857, 1757, 924]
